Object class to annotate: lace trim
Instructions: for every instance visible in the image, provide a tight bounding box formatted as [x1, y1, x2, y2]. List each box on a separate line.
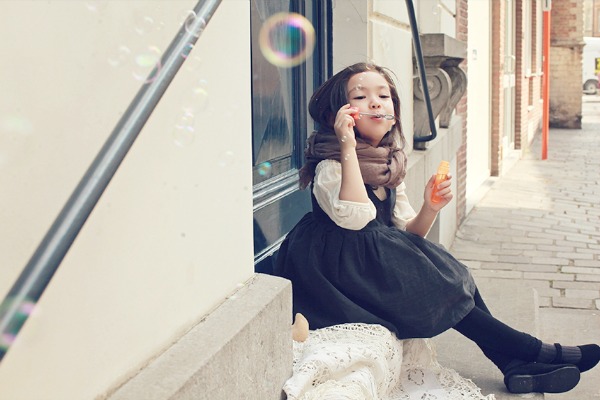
[284, 323, 495, 400]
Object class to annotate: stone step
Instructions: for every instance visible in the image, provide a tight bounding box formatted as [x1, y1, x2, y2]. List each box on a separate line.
[433, 276, 545, 400]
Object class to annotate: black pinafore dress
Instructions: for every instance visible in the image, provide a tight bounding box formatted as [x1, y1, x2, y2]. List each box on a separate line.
[273, 185, 477, 339]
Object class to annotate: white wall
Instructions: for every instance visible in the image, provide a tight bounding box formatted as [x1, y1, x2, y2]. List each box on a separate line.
[466, 0, 492, 205]
[0, 1, 253, 399]
[372, 0, 415, 153]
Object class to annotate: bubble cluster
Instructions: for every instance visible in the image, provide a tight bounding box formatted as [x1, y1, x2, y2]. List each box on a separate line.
[258, 12, 316, 68]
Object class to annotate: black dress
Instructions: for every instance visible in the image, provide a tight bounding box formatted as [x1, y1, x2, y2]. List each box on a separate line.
[273, 184, 477, 339]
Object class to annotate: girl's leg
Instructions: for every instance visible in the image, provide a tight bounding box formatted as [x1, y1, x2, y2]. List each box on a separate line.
[466, 290, 515, 371]
[454, 292, 581, 394]
[453, 296, 541, 368]
[458, 289, 600, 374]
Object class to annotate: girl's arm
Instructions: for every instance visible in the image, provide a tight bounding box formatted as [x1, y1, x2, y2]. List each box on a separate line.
[335, 105, 369, 203]
[405, 173, 453, 237]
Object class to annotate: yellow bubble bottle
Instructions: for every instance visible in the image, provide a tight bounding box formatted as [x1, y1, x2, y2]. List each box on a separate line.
[431, 160, 450, 203]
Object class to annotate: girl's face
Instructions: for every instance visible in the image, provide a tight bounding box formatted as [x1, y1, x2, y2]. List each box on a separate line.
[346, 71, 396, 147]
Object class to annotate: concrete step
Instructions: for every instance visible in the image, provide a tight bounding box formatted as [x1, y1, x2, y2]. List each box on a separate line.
[433, 277, 545, 400]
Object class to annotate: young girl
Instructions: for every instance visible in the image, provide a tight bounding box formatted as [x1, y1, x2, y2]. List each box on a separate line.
[272, 62, 600, 394]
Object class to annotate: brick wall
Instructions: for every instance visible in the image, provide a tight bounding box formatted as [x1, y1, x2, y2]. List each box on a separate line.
[491, 0, 505, 176]
[456, 0, 468, 224]
[515, 0, 545, 152]
[549, 0, 583, 128]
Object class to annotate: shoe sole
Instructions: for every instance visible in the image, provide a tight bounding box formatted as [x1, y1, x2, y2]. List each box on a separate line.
[506, 365, 580, 394]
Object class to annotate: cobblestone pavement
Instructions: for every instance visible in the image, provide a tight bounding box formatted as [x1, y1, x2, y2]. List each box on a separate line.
[450, 96, 600, 310]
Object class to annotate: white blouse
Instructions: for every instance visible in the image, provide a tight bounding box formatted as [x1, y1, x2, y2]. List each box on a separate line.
[313, 159, 417, 231]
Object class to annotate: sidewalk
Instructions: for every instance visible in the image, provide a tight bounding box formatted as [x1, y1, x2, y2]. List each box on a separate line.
[449, 96, 600, 398]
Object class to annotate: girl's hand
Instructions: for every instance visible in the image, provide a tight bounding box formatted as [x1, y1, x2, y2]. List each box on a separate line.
[334, 104, 358, 147]
[424, 173, 453, 212]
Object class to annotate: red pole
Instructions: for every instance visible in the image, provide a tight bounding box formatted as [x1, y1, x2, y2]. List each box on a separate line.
[542, 6, 551, 160]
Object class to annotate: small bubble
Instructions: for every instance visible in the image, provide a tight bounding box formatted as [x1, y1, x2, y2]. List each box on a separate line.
[132, 45, 162, 83]
[181, 10, 207, 38]
[0, 333, 16, 350]
[218, 151, 235, 168]
[0, 115, 33, 135]
[84, 1, 106, 13]
[182, 79, 209, 115]
[134, 15, 154, 35]
[172, 111, 195, 147]
[257, 161, 273, 178]
[343, 154, 350, 161]
[258, 12, 316, 68]
[107, 45, 131, 68]
[183, 54, 203, 72]
[181, 43, 194, 59]
[340, 136, 347, 143]
[432, 3, 442, 16]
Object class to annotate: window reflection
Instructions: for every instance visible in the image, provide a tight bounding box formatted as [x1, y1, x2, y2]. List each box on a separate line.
[251, 0, 299, 185]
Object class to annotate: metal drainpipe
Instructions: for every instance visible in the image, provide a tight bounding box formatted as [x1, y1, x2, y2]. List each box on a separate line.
[0, 0, 222, 363]
[405, 0, 438, 143]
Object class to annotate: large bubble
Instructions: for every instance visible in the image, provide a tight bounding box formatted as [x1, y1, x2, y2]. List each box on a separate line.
[258, 12, 316, 68]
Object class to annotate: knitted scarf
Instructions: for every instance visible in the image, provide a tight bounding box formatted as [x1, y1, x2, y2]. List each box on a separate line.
[299, 130, 407, 190]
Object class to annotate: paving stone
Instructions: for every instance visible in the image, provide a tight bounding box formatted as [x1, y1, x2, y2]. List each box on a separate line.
[565, 288, 600, 299]
[552, 297, 595, 309]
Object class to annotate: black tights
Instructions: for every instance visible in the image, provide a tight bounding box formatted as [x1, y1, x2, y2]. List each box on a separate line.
[452, 289, 542, 372]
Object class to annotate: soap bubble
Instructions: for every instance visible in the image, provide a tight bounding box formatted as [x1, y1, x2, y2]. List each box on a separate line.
[0, 297, 37, 351]
[218, 150, 235, 168]
[181, 10, 207, 38]
[84, 1, 107, 13]
[0, 115, 33, 135]
[257, 161, 273, 177]
[258, 12, 316, 68]
[172, 110, 195, 147]
[107, 45, 131, 68]
[182, 79, 209, 115]
[132, 45, 162, 83]
[134, 15, 155, 36]
[181, 43, 194, 59]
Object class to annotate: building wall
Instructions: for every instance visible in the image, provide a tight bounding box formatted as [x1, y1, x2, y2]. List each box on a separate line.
[550, 0, 584, 128]
[515, 0, 544, 153]
[466, 1, 492, 207]
[0, 1, 254, 399]
[455, 0, 468, 224]
[491, 0, 506, 176]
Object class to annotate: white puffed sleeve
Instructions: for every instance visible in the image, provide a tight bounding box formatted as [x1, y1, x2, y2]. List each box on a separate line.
[312, 160, 376, 230]
[391, 182, 417, 230]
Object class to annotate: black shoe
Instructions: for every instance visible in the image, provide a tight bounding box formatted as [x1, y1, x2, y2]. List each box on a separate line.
[551, 343, 600, 373]
[503, 362, 580, 394]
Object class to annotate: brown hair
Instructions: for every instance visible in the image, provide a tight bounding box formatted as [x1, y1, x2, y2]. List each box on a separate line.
[307, 62, 405, 148]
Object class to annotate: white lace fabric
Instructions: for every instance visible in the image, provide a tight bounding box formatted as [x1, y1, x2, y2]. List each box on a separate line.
[284, 323, 495, 400]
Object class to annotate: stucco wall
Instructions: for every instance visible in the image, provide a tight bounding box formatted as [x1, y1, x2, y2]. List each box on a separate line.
[0, 1, 253, 398]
